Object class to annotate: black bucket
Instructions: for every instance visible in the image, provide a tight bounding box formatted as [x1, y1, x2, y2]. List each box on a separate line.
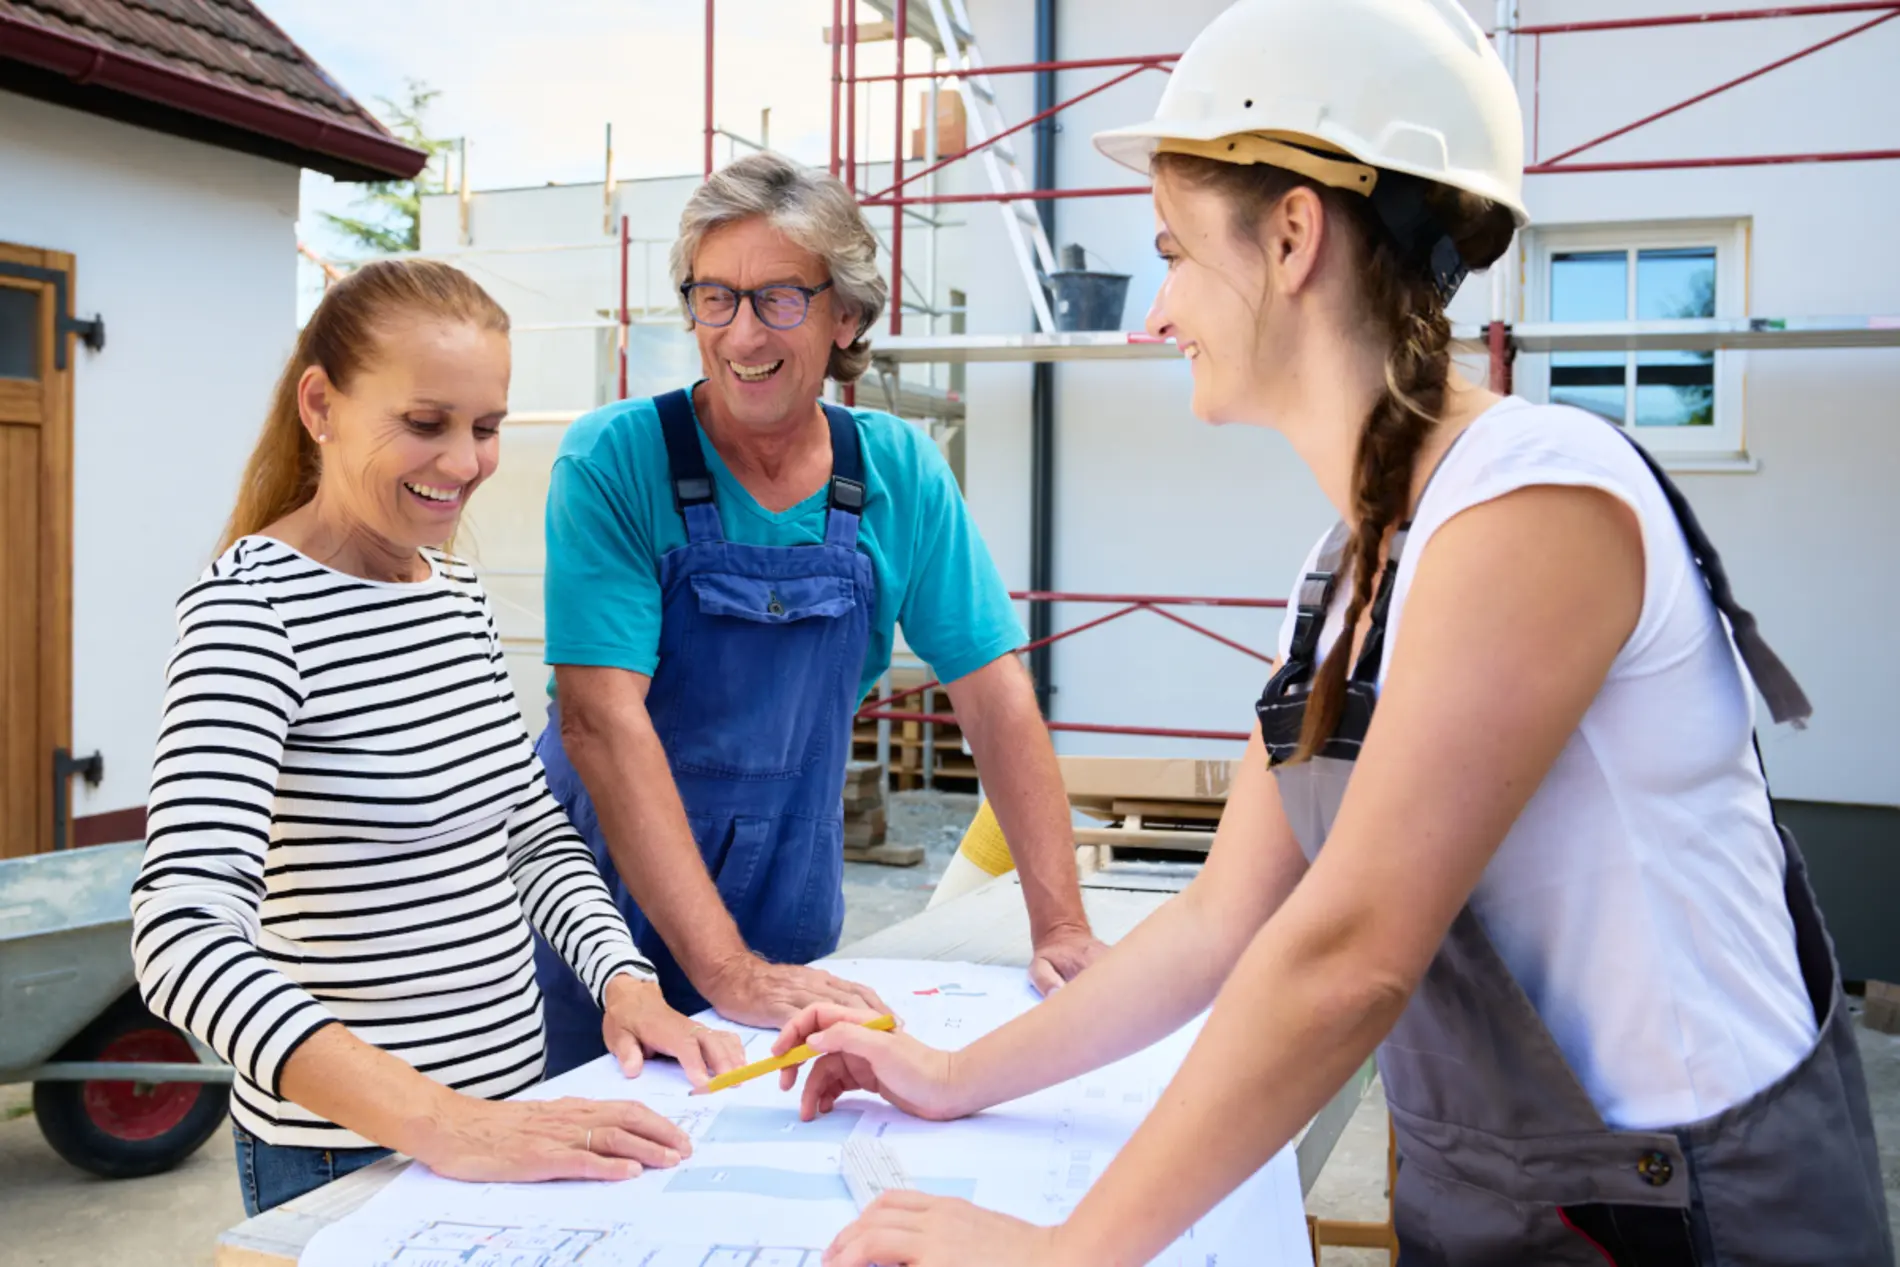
[1046, 244, 1131, 332]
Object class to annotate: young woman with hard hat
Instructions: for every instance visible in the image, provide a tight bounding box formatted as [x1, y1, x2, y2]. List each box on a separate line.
[771, 1, 1893, 1263]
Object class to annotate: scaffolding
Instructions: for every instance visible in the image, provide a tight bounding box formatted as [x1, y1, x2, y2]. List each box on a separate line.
[687, 0, 1900, 392]
[683, 1, 1900, 756]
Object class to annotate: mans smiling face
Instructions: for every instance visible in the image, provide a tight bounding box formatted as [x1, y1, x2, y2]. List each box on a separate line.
[688, 215, 859, 434]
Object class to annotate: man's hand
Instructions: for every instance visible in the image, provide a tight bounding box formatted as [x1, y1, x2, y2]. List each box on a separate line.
[701, 955, 892, 1030]
[601, 974, 747, 1089]
[1029, 923, 1109, 996]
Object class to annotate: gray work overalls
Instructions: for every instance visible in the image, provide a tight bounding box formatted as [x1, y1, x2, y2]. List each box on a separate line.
[1256, 432, 1893, 1265]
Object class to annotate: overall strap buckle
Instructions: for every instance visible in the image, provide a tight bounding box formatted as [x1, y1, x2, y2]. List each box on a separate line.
[655, 389, 719, 513]
[820, 401, 867, 546]
[1288, 570, 1338, 666]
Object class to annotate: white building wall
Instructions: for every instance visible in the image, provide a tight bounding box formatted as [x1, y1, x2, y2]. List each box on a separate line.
[952, 0, 1898, 809]
[0, 92, 302, 818]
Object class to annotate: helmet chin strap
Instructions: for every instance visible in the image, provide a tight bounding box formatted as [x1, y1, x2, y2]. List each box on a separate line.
[1156, 133, 1469, 304]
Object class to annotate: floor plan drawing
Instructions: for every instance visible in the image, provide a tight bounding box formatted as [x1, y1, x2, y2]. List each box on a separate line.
[299, 959, 1312, 1267]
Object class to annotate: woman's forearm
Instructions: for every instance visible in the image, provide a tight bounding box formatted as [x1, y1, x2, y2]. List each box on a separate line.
[951, 730, 1308, 1114]
[1053, 900, 1409, 1267]
[951, 876, 1249, 1112]
[277, 1022, 460, 1154]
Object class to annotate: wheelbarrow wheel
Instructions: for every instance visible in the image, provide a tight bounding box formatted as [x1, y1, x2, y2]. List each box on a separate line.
[33, 992, 229, 1179]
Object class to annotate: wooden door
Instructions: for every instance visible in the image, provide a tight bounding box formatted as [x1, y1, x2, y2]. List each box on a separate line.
[0, 243, 75, 858]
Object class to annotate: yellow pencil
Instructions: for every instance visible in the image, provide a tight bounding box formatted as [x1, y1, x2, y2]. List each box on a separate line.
[701, 1014, 897, 1094]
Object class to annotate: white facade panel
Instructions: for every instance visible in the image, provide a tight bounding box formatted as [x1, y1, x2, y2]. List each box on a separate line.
[0, 91, 302, 818]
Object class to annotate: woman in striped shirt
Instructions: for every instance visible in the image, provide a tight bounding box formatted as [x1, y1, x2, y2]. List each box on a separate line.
[130, 261, 745, 1217]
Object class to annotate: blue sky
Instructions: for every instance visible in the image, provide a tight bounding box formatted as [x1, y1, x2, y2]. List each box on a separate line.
[263, 0, 898, 260]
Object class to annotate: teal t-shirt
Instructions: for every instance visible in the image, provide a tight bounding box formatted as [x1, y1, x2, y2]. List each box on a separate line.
[543, 389, 1025, 702]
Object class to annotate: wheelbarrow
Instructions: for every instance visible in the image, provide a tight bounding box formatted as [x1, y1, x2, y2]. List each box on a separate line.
[0, 841, 232, 1178]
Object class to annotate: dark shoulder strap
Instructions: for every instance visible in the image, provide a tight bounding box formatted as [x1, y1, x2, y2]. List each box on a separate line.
[1286, 522, 1351, 668]
[656, 388, 714, 511]
[1610, 430, 1812, 729]
[821, 402, 866, 515]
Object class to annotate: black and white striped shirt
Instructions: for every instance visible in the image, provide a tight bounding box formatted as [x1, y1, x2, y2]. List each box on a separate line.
[131, 537, 652, 1147]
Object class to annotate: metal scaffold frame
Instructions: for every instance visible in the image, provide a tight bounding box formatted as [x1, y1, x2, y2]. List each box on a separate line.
[691, 0, 1900, 389]
[678, 1, 1900, 759]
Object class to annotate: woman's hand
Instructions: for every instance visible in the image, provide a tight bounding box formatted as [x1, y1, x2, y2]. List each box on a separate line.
[407, 1093, 692, 1183]
[823, 1192, 1064, 1267]
[602, 973, 747, 1089]
[773, 1003, 967, 1122]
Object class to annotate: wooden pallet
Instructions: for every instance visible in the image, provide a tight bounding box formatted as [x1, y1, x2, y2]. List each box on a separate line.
[1057, 757, 1236, 867]
[851, 664, 976, 793]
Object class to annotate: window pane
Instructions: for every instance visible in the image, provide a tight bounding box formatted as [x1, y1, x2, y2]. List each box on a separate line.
[0, 285, 38, 380]
[1636, 247, 1715, 320]
[1636, 356, 1714, 426]
[1635, 247, 1716, 427]
[1550, 250, 1628, 423]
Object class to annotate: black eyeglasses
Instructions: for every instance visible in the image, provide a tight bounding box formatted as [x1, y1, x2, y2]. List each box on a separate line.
[681, 280, 834, 330]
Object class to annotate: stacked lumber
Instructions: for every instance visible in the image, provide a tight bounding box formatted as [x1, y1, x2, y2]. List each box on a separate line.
[841, 761, 923, 867]
[850, 665, 976, 793]
[1864, 980, 1900, 1035]
[1057, 756, 1238, 866]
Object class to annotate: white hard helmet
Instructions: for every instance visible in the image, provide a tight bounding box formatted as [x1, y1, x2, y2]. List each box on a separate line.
[1094, 0, 1528, 294]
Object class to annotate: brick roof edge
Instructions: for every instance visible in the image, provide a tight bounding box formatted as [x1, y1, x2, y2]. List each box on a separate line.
[0, 11, 428, 180]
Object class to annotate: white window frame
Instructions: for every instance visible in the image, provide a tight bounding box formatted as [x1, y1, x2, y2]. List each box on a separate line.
[1522, 219, 1753, 472]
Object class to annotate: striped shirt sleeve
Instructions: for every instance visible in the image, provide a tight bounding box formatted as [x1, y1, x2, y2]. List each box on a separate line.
[474, 589, 655, 1004]
[130, 576, 338, 1095]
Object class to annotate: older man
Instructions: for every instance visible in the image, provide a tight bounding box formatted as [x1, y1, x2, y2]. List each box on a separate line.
[531, 153, 1105, 1075]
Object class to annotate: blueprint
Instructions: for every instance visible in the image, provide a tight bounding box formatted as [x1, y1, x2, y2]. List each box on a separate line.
[300, 959, 1312, 1267]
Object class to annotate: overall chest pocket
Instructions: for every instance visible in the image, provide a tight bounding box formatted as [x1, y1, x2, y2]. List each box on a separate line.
[663, 572, 858, 778]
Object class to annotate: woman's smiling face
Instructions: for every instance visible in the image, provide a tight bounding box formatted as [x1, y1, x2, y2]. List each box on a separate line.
[301, 317, 510, 552]
[1144, 176, 1278, 427]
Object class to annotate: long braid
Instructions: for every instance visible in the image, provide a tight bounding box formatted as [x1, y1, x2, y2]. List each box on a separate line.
[1292, 270, 1452, 763]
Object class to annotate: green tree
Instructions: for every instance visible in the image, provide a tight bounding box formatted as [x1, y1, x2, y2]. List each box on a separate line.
[321, 79, 456, 254]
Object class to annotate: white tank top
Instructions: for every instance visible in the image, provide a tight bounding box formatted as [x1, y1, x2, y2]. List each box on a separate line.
[1278, 397, 1816, 1129]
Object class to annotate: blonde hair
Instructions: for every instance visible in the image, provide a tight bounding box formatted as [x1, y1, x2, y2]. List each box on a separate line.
[218, 260, 510, 554]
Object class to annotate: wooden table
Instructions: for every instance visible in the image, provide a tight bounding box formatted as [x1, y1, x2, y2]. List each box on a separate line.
[215, 868, 1373, 1265]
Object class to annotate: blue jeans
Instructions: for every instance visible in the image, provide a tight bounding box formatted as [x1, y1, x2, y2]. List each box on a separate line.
[232, 1123, 390, 1217]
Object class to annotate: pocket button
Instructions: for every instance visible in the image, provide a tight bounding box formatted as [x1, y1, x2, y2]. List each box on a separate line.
[1636, 1150, 1674, 1186]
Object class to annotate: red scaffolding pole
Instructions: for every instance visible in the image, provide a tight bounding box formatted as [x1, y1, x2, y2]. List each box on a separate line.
[828, 0, 842, 178]
[1512, 1, 1900, 36]
[868, 61, 1161, 204]
[845, 3, 858, 194]
[853, 52, 1178, 83]
[1534, 8, 1899, 170]
[890, 0, 906, 334]
[702, 0, 715, 177]
[1521, 1, 1900, 175]
[856, 591, 1285, 746]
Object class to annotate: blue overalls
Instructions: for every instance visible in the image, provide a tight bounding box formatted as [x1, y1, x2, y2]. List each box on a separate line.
[531, 388, 876, 1076]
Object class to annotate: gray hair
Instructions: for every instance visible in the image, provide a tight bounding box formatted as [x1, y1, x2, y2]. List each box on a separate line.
[670, 152, 888, 383]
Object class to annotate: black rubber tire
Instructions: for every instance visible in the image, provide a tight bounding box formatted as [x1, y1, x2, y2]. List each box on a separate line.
[32, 991, 230, 1179]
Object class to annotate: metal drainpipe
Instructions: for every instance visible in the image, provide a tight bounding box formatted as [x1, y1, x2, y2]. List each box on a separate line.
[1029, 0, 1057, 716]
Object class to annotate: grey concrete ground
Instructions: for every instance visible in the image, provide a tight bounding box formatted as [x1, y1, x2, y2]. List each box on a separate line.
[2, 791, 1896, 1266]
